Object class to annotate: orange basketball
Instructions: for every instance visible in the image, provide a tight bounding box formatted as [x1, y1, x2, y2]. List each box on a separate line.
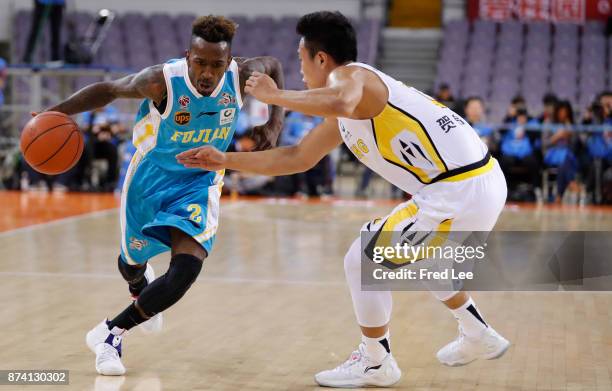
[20, 111, 84, 175]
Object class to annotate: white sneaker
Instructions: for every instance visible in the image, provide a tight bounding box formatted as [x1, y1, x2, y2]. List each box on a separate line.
[86, 320, 126, 376]
[136, 263, 163, 334]
[314, 343, 402, 388]
[437, 326, 510, 367]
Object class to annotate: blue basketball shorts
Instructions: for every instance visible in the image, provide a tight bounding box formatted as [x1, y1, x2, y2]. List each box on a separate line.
[119, 152, 224, 265]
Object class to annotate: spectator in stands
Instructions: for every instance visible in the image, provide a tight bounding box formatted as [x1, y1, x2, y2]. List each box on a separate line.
[56, 105, 124, 191]
[435, 83, 455, 109]
[599, 91, 612, 122]
[503, 95, 528, 124]
[499, 108, 541, 201]
[543, 100, 579, 202]
[230, 109, 256, 152]
[275, 111, 329, 197]
[223, 110, 274, 195]
[538, 93, 558, 124]
[464, 97, 497, 154]
[23, 0, 66, 63]
[0, 57, 6, 107]
[580, 96, 612, 203]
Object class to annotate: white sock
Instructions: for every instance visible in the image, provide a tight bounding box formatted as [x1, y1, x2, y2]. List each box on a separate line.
[450, 297, 488, 338]
[362, 330, 390, 363]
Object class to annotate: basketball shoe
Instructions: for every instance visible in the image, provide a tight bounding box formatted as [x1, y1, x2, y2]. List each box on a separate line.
[86, 320, 126, 376]
[314, 343, 402, 388]
[437, 326, 510, 366]
[135, 263, 162, 334]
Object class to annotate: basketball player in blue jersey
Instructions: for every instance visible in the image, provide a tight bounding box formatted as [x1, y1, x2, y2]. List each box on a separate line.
[38, 16, 285, 375]
[179, 11, 510, 388]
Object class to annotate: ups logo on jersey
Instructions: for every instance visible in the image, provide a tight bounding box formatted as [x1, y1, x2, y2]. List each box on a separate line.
[174, 111, 191, 125]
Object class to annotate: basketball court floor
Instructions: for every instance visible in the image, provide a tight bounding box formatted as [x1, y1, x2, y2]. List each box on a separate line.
[1, 191, 612, 390]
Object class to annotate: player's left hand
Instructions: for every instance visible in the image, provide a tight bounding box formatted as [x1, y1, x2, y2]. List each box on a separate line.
[176, 146, 227, 171]
[249, 118, 282, 151]
[245, 71, 278, 103]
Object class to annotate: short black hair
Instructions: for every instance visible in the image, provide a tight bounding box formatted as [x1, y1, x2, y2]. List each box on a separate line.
[192, 15, 236, 46]
[542, 93, 558, 105]
[296, 11, 357, 64]
[464, 96, 483, 106]
[516, 108, 528, 117]
[511, 95, 525, 105]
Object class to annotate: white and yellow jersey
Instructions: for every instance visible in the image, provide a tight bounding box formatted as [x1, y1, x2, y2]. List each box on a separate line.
[338, 62, 492, 195]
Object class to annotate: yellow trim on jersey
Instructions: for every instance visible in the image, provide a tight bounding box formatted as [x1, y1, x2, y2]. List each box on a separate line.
[372, 201, 419, 266]
[440, 157, 496, 183]
[192, 177, 224, 244]
[381, 201, 419, 232]
[372, 103, 447, 183]
[120, 151, 145, 265]
[133, 123, 155, 148]
[377, 210, 454, 268]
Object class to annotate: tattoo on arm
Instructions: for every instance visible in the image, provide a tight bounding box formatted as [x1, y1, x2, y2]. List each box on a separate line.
[48, 65, 166, 116]
[236, 56, 286, 149]
[237, 57, 285, 120]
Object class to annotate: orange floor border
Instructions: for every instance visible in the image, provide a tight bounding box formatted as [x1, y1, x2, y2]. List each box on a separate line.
[2, 190, 611, 232]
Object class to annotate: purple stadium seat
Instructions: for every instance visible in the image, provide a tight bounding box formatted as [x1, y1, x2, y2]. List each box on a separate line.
[174, 13, 197, 44]
[446, 20, 469, 35]
[555, 23, 579, 37]
[499, 21, 524, 36]
[473, 20, 497, 36]
[583, 21, 605, 35]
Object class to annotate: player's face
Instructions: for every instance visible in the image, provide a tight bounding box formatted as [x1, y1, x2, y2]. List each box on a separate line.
[298, 38, 328, 89]
[186, 37, 231, 96]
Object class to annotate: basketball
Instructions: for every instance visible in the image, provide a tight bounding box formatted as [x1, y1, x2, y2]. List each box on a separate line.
[20, 111, 84, 175]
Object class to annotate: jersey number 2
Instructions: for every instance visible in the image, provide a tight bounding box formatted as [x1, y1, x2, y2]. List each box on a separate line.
[187, 204, 203, 224]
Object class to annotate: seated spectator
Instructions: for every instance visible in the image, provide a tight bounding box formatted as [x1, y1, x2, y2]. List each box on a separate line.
[503, 95, 528, 124]
[435, 83, 455, 109]
[274, 111, 329, 197]
[280, 111, 322, 145]
[580, 96, 612, 203]
[602, 130, 612, 203]
[599, 91, 612, 122]
[538, 93, 559, 124]
[230, 109, 256, 152]
[0, 57, 5, 108]
[543, 100, 579, 202]
[222, 107, 274, 195]
[499, 109, 541, 200]
[56, 105, 125, 191]
[464, 97, 497, 154]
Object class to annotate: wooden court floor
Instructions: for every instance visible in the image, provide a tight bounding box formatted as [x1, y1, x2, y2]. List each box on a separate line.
[1, 191, 612, 390]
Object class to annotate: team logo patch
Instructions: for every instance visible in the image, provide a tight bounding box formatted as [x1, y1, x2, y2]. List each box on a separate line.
[178, 95, 190, 108]
[174, 111, 191, 125]
[129, 237, 148, 251]
[217, 92, 236, 107]
[220, 108, 236, 125]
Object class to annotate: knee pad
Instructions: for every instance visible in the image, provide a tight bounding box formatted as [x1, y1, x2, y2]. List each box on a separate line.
[166, 253, 203, 291]
[137, 253, 203, 316]
[117, 255, 147, 285]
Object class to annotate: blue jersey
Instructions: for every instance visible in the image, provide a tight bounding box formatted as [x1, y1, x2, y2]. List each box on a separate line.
[131, 58, 243, 173]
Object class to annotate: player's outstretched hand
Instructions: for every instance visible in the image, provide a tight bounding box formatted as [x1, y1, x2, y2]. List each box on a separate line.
[245, 71, 278, 103]
[176, 146, 227, 171]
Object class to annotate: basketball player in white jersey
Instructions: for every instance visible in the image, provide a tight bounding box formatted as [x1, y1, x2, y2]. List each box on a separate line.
[177, 11, 510, 388]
